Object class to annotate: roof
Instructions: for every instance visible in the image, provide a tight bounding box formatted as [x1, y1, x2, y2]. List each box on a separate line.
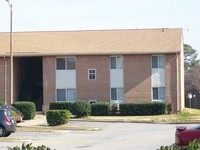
[0, 28, 183, 57]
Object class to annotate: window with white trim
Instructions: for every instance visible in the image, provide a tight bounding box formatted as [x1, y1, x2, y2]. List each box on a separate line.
[152, 55, 165, 68]
[88, 69, 96, 80]
[56, 57, 76, 70]
[110, 56, 123, 69]
[153, 87, 165, 100]
[111, 88, 124, 100]
[57, 89, 77, 102]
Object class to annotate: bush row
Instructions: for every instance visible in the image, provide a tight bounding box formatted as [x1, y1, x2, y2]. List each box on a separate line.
[49, 102, 73, 112]
[49, 101, 166, 117]
[120, 102, 166, 116]
[91, 102, 118, 116]
[71, 101, 91, 118]
[49, 101, 119, 117]
[13, 101, 36, 120]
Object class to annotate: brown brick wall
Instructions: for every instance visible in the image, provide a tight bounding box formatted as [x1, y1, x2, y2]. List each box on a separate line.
[76, 55, 110, 102]
[0, 57, 22, 104]
[124, 55, 152, 103]
[0, 58, 6, 102]
[43, 56, 56, 111]
[40, 54, 179, 112]
[165, 54, 178, 111]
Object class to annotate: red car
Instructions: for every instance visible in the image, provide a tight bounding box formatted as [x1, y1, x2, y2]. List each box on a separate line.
[175, 125, 200, 146]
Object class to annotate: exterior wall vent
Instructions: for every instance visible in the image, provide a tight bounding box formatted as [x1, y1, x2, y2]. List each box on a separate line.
[89, 100, 97, 104]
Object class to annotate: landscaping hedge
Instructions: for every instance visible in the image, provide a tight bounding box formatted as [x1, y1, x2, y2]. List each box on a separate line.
[71, 101, 91, 118]
[120, 102, 166, 116]
[12, 101, 36, 120]
[46, 110, 71, 126]
[91, 102, 110, 116]
[49, 102, 73, 111]
[110, 103, 119, 115]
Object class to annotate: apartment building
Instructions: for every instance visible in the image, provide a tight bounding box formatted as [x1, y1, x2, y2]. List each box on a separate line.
[0, 28, 184, 112]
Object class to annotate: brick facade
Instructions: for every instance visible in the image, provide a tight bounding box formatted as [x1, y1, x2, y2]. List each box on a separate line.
[165, 54, 178, 111]
[124, 55, 152, 103]
[43, 56, 56, 111]
[0, 58, 6, 102]
[76, 55, 110, 102]
[0, 54, 181, 112]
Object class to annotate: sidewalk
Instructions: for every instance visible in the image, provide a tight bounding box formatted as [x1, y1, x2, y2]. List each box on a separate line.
[17, 115, 99, 132]
[17, 115, 47, 127]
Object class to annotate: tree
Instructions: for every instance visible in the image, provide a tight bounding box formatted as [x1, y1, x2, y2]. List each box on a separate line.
[184, 44, 200, 70]
[185, 65, 200, 93]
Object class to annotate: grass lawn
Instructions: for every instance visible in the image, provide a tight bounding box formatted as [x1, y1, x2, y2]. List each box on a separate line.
[84, 108, 200, 123]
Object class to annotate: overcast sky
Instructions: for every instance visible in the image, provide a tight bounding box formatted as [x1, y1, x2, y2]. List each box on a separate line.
[0, 0, 199, 56]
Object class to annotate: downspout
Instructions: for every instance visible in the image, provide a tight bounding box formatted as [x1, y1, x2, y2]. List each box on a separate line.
[4, 56, 7, 105]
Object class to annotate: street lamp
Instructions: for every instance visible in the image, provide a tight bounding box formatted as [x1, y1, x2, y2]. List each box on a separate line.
[5, 0, 13, 105]
[188, 93, 195, 108]
[188, 93, 192, 108]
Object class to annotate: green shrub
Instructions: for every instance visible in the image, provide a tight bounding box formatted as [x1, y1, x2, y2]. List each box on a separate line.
[49, 102, 73, 111]
[12, 101, 36, 120]
[71, 101, 91, 118]
[91, 102, 110, 116]
[46, 110, 71, 126]
[110, 103, 119, 115]
[8, 143, 52, 150]
[167, 103, 172, 114]
[120, 102, 166, 116]
[0, 100, 5, 106]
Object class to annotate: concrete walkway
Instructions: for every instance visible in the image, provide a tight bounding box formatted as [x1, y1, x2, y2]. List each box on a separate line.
[17, 115, 47, 127]
[17, 115, 99, 131]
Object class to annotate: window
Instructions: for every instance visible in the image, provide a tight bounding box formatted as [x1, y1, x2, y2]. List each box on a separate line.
[57, 89, 76, 102]
[153, 87, 165, 100]
[110, 56, 123, 69]
[111, 88, 124, 100]
[57, 89, 66, 101]
[56, 58, 65, 70]
[67, 57, 76, 70]
[67, 89, 76, 102]
[88, 69, 96, 80]
[56, 57, 76, 70]
[152, 56, 165, 68]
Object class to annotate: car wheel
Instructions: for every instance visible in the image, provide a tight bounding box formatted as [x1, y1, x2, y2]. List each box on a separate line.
[0, 126, 5, 137]
[4, 132, 11, 137]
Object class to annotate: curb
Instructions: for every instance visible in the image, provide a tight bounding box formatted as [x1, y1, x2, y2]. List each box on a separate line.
[71, 119, 200, 124]
[17, 125, 100, 132]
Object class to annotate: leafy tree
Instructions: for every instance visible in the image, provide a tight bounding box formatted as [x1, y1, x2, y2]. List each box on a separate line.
[184, 44, 199, 70]
[185, 65, 200, 93]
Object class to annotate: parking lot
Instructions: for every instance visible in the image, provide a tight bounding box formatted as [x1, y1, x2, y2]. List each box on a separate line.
[0, 121, 196, 150]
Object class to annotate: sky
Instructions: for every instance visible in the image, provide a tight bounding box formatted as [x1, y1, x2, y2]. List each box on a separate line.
[0, 0, 200, 56]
